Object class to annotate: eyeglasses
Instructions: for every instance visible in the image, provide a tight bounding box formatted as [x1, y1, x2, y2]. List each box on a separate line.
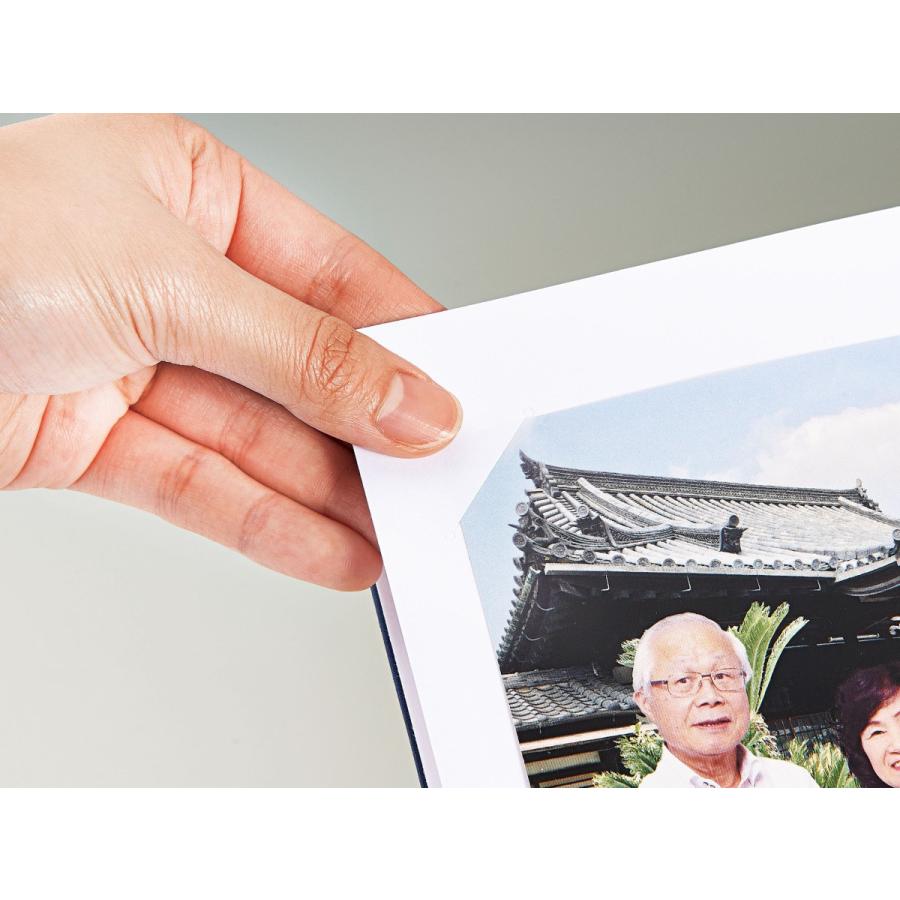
[650, 668, 746, 697]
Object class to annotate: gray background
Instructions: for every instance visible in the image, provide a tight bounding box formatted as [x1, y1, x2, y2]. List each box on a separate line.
[1, 114, 899, 785]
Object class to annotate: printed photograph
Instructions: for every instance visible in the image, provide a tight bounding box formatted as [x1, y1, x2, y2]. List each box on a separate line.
[462, 337, 900, 788]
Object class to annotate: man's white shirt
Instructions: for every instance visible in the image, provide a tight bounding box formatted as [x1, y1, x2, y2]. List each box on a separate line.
[639, 744, 819, 788]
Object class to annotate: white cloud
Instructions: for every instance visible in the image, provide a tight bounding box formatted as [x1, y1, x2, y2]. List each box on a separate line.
[749, 402, 900, 515]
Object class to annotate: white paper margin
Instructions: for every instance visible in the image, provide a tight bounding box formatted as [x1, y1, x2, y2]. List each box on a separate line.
[357, 208, 900, 787]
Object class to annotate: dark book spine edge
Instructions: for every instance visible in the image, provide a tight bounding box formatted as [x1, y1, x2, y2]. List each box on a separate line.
[371, 584, 428, 787]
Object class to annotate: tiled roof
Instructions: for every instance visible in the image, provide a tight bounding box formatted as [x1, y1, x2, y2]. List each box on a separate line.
[504, 666, 637, 731]
[499, 454, 900, 672]
[513, 451, 900, 576]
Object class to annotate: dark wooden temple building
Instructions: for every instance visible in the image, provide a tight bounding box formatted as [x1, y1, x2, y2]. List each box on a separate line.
[503, 452, 900, 787]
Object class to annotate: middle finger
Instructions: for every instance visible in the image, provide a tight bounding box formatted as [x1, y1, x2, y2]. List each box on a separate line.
[132, 363, 376, 545]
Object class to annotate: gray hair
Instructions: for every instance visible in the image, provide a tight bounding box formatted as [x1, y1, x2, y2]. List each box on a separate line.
[632, 612, 753, 693]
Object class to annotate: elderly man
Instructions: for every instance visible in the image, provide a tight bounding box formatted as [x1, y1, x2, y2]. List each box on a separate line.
[632, 612, 817, 788]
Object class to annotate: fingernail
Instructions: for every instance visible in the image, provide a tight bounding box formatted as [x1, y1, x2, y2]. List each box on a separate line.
[376, 372, 462, 448]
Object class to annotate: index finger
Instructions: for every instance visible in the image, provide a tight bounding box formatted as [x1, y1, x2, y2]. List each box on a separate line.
[225, 157, 443, 328]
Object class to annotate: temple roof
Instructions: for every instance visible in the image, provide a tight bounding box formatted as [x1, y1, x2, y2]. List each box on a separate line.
[513, 451, 900, 576]
[503, 666, 637, 732]
[499, 454, 900, 672]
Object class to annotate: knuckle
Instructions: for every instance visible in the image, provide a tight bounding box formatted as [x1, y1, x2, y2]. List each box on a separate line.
[218, 396, 269, 472]
[132, 273, 175, 362]
[155, 445, 210, 521]
[307, 234, 362, 310]
[171, 115, 212, 158]
[236, 491, 281, 556]
[301, 315, 362, 403]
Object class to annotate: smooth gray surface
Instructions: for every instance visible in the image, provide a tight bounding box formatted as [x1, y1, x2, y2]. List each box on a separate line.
[1, 114, 899, 785]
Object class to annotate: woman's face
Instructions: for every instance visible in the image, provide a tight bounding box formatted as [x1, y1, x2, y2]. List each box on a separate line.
[860, 687, 900, 787]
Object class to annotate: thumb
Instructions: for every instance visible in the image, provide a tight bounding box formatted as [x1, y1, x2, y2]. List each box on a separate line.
[148, 247, 462, 457]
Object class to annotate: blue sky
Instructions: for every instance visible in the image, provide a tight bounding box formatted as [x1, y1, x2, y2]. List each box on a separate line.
[461, 337, 900, 648]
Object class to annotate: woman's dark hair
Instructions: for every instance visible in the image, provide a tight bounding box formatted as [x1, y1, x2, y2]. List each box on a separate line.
[835, 661, 900, 788]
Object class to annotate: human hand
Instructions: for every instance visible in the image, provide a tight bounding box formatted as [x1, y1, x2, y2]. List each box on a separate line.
[0, 115, 461, 590]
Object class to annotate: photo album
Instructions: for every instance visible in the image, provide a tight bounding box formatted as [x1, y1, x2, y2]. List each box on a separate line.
[354, 209, 900, 788]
